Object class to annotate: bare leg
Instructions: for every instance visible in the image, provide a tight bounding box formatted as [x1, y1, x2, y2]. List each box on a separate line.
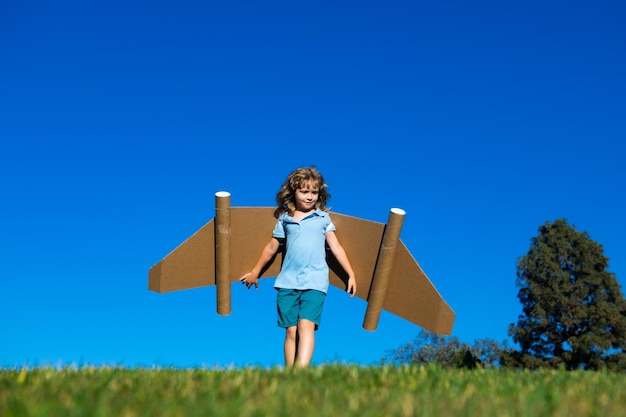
[283, 326, 297, 366]
[295, 319, 316, 367]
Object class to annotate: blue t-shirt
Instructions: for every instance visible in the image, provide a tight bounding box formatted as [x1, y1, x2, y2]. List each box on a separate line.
[272, 209, 336, 294]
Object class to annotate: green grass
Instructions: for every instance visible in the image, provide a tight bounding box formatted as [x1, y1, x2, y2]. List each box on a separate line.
[2, 365, 625, 417]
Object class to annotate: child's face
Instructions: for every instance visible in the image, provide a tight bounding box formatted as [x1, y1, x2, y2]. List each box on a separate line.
[294, 181, 320, 212]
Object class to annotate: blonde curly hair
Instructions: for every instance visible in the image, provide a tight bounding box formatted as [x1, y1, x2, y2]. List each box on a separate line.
[274, 166, 330, 218]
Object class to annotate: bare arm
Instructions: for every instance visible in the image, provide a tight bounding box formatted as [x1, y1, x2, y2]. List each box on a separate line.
[239, 237, 281, 290]
[326, 231, 357, 297]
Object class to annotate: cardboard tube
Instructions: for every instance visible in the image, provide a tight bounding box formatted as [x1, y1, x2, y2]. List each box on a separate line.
[363, 208, 406, 331]
[215, 191, 231, 316]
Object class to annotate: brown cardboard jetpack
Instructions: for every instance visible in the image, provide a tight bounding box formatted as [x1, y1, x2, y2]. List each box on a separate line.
[148, 192, 455, 335]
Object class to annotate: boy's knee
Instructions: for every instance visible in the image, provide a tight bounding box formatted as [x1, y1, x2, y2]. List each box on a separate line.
[298, 319, 316, 332]
[285, 326, 297, 340]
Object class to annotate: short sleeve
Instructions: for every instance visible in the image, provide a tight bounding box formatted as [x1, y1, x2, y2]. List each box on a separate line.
[272, 218, 285, 239]
[326, 221, 336, 233]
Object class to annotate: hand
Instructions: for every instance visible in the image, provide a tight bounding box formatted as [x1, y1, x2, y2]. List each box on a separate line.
[347, 276, 357, 298]
[239, 272, 259, 290]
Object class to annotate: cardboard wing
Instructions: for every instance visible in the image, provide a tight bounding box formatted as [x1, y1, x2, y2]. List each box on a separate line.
[148, 193, 455, 335]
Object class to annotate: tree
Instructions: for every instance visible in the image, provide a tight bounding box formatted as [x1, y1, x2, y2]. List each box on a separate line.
[506, 219, 626, 371]
[382, 330, 506, 369]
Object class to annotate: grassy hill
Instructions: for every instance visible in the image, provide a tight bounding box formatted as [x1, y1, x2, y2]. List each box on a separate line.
[2, 365, 625, 416]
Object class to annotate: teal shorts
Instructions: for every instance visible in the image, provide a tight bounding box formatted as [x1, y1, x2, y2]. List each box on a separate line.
[276, 288, 326, 329]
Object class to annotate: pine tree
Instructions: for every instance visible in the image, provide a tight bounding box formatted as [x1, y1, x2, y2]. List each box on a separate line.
[506, 219, 626, 371]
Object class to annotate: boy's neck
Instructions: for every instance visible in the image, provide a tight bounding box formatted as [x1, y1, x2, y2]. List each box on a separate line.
[292, 208, 315, 220]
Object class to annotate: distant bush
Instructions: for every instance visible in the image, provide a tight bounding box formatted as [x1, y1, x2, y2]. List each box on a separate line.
[382, 330, 508, 369]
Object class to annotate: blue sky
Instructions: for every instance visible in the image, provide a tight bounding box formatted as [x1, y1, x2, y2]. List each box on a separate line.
[1, 0, 625, 368]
